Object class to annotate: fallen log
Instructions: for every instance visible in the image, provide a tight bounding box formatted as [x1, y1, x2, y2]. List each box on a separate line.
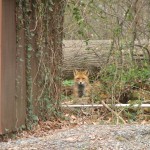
[62, 40, 111, 79]
[62, 40, 150, 79]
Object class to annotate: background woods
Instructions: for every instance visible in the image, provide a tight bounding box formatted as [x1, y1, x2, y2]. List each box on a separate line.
[0, 0, 149, 134]
[62, 0, 150, 122]
[63, 0, 150, 77]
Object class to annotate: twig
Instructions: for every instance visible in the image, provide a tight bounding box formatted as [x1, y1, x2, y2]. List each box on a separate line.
[101, 101, 126, 124]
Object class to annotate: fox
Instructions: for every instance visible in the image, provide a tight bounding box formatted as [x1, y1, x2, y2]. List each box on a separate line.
[73, 70, 91, 98]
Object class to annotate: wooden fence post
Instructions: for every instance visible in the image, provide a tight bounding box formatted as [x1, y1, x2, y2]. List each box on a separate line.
[0, 0, 26, 134]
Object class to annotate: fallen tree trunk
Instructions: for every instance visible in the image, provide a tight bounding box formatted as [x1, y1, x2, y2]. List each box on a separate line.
[62, 40, 111, 79]
[62, 40, 150, 79]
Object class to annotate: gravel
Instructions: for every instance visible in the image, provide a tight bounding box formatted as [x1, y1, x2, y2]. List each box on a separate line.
[0, 124, 150, 150]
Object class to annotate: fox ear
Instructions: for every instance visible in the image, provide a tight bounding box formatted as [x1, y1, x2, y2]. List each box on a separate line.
[83, 70, 89, 76]
[73, 70, 78, 76]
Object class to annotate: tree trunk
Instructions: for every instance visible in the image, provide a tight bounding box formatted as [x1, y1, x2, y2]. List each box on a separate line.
[17, 0, 66, 123]
[31, 0, 66, 119]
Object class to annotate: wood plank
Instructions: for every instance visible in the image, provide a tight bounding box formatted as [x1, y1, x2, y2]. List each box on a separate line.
[0, 0, 16, 134]
[0, 0, 26, 134]
[0, 0, 2, 134]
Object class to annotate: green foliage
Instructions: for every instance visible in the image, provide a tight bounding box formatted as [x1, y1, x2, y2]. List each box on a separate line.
[101, 63, 150, 86]
[126, 10, 133, 21]
[66, 0, 91, 40]
[121, 66, 150, 84]
[123, 105, 142, 122]
[95, 62, 150, 106]
[113, 25, 122, 37]
[63, 80, 74, 86]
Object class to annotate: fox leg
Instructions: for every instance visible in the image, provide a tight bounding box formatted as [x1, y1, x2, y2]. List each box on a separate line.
[73, 87, 79, 97]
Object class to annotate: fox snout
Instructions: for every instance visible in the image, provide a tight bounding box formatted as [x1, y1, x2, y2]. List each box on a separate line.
[75, 78, 87, 86]
[78, 80, 85, 85]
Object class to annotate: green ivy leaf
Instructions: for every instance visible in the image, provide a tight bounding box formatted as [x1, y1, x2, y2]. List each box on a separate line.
[49, 7, 53, 11]
[32, 115, 39, 121]
[27, 45, 32, 51]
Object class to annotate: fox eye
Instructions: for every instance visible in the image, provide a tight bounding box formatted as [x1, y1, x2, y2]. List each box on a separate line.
[76, 78, 80, 80]
[82, 78, 85, 80]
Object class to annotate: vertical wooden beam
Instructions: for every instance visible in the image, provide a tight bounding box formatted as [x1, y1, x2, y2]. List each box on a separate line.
[0, 0, 16, 134]
[0, 0, 2, 134]
[0, 0, 26, 134]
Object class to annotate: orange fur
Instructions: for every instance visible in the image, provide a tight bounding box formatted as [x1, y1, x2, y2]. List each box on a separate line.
[73, 70, 91, 97]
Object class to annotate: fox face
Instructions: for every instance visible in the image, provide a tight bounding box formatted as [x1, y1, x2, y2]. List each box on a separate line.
[73, 70, 89, 86]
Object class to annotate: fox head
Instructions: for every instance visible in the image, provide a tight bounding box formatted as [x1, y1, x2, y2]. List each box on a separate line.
[73, 70, 89, 86]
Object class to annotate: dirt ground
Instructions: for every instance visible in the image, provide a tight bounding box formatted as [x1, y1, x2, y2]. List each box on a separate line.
[0, 124, 150, 150]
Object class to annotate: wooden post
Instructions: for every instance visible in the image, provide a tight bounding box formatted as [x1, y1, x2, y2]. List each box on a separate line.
[0, 0, 26, 134]
[0, 0, 2, 135]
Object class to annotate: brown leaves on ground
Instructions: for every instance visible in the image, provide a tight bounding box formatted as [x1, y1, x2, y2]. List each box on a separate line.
[19, 119, 73, 139]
